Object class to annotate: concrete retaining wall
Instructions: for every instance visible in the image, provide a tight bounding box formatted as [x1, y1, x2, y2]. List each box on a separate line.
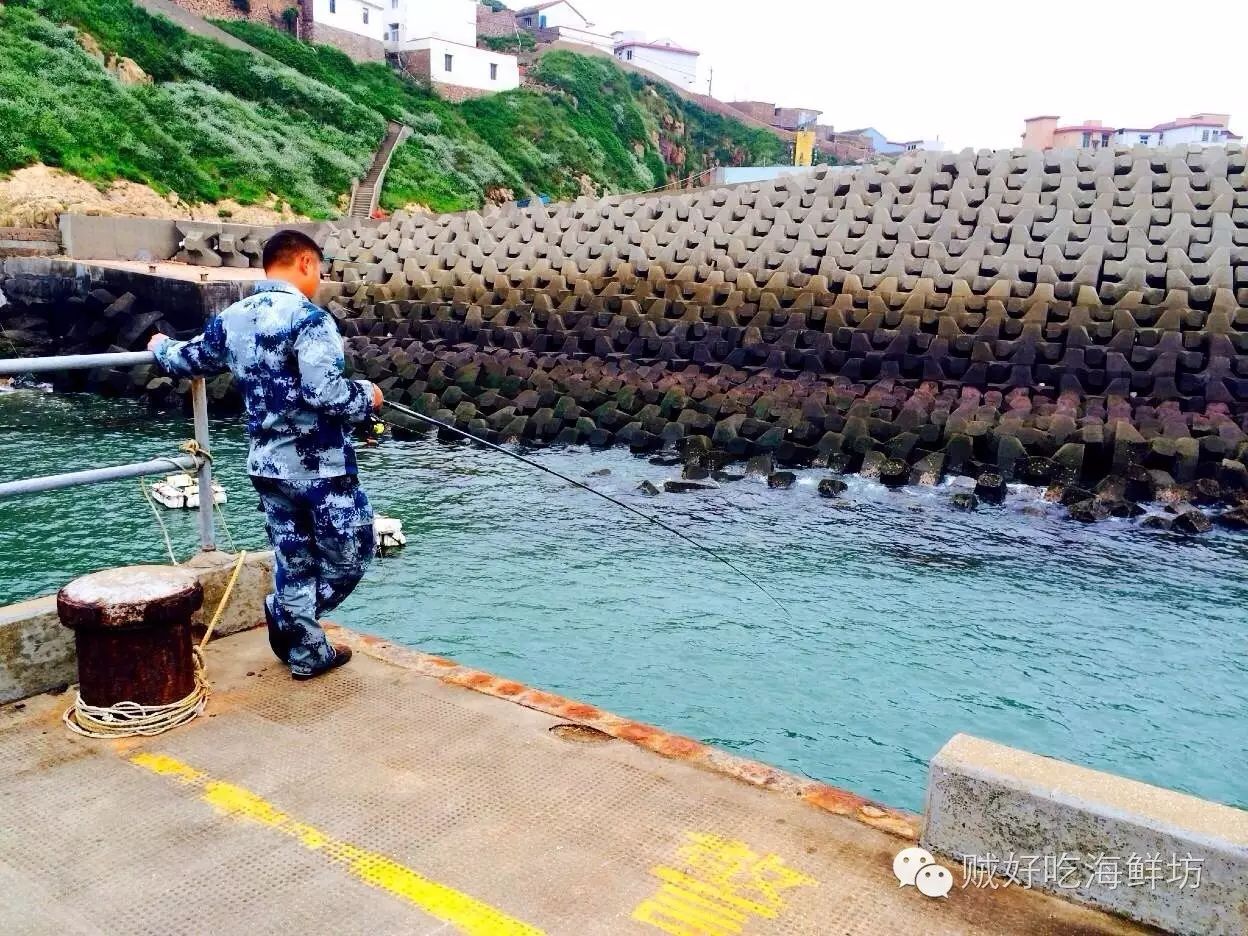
[0, 256, 250, 337]
[709, 166, 817, 186]
[310, 21, 385, 63]
[923, 734, 1248, 935]
[0, 551, 272, 704]
[59, 215, 182, 263]
[0, 227, 61, 258]
[59, 214, 329, 266]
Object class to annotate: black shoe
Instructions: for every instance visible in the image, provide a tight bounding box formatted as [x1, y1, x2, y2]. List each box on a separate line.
[264, 595, 291, 664]
[292, 645, 353, 681]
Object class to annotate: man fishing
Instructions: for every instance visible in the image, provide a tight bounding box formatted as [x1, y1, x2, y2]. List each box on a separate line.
[147, 230, 381, 680]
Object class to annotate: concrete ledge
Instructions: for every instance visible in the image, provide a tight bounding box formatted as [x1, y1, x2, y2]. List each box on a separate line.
[182, 550, 272, 640]
[923, 733, 1248, 936]
[0, 551, 272, 703]
[0, 595, 70, 704]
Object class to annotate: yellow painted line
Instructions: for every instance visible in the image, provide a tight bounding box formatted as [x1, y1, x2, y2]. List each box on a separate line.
[131, 753, 545, 936]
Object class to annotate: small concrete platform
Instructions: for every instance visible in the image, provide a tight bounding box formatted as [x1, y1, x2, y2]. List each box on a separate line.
[0, 628, 1152, 935]
[83, 258, 265, 283]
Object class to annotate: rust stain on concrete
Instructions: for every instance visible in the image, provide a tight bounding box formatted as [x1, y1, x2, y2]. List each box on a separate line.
[333, 625, 922, 842]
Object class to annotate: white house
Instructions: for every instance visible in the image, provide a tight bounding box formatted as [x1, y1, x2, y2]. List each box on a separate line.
[1114, 115, 1240, 147]
[1022, 113, 1240, 150]
[896, 138, 945, 153]
[385, 0, 518, 97]
[307, 0, 387, 62]
[514, 1, 614, 54]
[842, 128, 904, 156]
[612, 34, 699, 91]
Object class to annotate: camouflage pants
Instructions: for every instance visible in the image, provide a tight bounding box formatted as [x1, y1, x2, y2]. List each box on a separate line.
[252, 475, 375, 675]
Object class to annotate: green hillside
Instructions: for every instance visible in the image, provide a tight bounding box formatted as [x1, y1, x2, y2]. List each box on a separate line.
[0, 0, 789, 217]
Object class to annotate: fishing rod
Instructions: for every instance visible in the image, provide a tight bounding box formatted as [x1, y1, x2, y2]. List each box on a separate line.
[377, 399, 791, 617]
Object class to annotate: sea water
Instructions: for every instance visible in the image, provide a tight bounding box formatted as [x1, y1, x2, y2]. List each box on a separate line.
[2, 393, 1245, 812]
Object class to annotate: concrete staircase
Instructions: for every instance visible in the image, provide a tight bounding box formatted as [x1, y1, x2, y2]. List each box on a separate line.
[348, 122, 409, 220]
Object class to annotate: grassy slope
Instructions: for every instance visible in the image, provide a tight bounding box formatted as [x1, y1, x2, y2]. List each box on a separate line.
[461, 51, 786, 201]
[217, 21, 521, 212]
[1, 0, 384, 215]
[2, 1, 792, 216]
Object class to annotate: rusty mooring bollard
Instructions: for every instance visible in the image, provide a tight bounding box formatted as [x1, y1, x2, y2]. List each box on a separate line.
[58, 566, 203, 708]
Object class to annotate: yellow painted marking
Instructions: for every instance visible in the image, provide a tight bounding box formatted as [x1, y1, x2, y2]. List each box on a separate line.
[633, 832, 816, 936]
[130, 753, 545, 936]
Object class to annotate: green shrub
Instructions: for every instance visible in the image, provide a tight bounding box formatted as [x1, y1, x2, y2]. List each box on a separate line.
[479, 32, 533, 54]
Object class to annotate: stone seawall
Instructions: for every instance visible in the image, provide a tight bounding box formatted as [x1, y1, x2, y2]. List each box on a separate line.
[0, 259, 246, 405]
[6, 146, 1248, 533]
[321, 146, 1248, 531]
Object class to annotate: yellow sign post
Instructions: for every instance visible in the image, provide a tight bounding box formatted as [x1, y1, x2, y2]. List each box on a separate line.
[794, 130, 815, 167]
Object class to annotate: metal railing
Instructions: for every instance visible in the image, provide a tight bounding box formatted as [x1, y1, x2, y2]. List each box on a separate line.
[0, 351, 216, 551]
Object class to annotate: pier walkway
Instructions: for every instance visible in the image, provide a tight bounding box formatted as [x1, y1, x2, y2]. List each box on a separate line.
[0, 627, 1148, 935]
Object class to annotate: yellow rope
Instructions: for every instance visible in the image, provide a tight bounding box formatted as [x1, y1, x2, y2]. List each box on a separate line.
[139, 478, 180, 566]
[214, 497, 238, 553]
[179, 439, 214, 463]
[200, 550, 247, 651]
[63, 551, 248, 739]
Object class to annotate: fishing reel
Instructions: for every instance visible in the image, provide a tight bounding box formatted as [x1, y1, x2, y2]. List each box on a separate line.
[359, 419, 387, 446]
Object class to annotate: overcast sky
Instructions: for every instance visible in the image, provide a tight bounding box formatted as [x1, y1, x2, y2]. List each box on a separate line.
[570, 0, 1246, 150]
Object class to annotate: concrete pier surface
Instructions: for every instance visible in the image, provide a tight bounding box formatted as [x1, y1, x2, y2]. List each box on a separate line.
[0, 627, 1149, 935]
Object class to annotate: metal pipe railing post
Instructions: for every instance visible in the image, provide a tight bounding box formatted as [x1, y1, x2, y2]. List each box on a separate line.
[0, 350, 156, 376]
[0, 455, 202, 499]
[191, 378, 216, 552]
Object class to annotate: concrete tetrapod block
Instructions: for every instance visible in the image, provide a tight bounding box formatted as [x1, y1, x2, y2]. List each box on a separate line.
[922, 734, 1248, 936]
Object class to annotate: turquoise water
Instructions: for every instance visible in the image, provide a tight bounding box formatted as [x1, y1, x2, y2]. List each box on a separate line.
[2, 392, 1246, 813]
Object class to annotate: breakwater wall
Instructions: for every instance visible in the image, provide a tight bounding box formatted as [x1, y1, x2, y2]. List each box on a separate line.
[321, 146, 1248, 530]
[5, 146, 1248, 531]
[0, 258, 246, 404]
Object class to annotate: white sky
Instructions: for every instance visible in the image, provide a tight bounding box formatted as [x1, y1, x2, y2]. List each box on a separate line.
[569, 0, 1246, 150]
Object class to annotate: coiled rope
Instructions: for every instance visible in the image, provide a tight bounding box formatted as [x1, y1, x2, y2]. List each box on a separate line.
[63, 550, 248, 738]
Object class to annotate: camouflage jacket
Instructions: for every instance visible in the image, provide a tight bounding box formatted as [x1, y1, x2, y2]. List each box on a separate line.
[153, 280, 375, 479]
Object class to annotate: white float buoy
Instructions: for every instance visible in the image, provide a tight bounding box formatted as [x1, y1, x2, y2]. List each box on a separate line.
[374, 515, 406, 552]
[150, 474, 226, 510]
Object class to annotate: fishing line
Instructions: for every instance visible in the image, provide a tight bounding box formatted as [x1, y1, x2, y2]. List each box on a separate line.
[378, 399, 790, 617]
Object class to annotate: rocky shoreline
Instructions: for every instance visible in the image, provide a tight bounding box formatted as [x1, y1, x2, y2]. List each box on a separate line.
[4, 279, 1246, 534]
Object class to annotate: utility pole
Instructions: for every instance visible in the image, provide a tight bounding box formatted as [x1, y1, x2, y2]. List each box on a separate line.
[707, 67, 713, 98]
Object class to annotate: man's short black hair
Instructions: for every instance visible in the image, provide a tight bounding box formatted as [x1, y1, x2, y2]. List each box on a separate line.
[262, 229, 323, 270]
